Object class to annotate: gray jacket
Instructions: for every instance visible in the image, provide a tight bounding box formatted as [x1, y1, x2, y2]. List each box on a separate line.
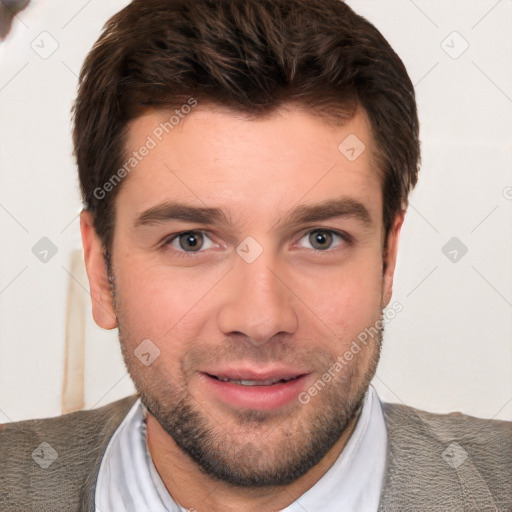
[1, 395, 510, 511]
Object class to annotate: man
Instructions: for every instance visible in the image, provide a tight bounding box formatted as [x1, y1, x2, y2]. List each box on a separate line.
[1, 0, 510, 510]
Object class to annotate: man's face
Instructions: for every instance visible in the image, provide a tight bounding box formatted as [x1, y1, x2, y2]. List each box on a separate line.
[82, 105, 402, 486]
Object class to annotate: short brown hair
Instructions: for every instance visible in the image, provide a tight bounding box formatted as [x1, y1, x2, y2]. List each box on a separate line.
[73, 0, 420, 254]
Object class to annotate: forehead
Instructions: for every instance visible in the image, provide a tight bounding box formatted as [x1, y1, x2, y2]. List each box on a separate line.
[116, 104, 383, 229]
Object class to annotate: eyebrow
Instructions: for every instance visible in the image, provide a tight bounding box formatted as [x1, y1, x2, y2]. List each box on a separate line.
[134, 202, 230, 227]
[275, 198, 372, 230]
[133, 198, 372, 230]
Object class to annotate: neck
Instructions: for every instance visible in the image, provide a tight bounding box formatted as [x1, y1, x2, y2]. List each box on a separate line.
[145, 406, 362, 512]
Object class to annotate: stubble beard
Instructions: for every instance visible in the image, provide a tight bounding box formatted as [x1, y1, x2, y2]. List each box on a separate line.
[109, 261, 383, 488]
[118, 326, 382, 488]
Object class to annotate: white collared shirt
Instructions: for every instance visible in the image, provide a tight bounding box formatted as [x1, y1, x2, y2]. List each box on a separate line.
[95, 385, 387, 511]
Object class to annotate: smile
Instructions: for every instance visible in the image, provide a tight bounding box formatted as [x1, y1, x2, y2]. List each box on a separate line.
[200, 371, 310, 410]
[209, 375, 301, 386]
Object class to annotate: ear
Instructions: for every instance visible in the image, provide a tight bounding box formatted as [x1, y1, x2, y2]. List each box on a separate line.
[381, 210, 405, 308]
[80, 210, 118, 330]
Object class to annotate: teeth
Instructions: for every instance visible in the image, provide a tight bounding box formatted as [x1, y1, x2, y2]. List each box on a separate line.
[214, 376, 295, 386]
[238, 379, 281, 386]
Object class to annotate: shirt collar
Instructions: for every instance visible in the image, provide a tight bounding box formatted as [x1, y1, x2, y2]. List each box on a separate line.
[95, 385, 387, 511]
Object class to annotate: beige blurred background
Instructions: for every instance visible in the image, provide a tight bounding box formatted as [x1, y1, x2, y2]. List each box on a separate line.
[0, 0, 511, 422]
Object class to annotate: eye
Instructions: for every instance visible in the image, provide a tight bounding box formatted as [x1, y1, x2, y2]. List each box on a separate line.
[165, 230, 215, 253]
[298, 229, 349, 251]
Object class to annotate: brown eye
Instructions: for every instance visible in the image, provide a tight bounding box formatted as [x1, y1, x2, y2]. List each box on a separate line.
[177, 231, 204, 252]
[308, 230, 333, 250]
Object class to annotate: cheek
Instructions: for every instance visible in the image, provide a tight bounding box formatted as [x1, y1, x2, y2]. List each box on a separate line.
[114, 259, 222, 344]
[303, 255, 384, 339]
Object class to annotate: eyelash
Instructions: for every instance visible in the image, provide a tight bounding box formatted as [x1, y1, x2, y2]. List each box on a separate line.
[162, 230, 217, 258]
[297, 228, 353, 252]
[161, 228, 353, 257]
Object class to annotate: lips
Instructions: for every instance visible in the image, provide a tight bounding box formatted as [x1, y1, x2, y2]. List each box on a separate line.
[202, 366, 307, 384]
[208, 374, 301, 386]
[199, 367, 310, 410]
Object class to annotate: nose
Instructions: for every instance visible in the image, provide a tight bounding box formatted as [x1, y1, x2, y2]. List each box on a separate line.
[216, 251, 298, 346]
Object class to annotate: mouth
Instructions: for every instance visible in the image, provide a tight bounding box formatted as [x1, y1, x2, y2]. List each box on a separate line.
[199, 369, 310, 410]
[207, 374, 303, 386]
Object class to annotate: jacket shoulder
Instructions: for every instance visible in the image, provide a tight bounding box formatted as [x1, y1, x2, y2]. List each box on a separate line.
[382, 401, 511, 448]
[0, 395, 138, 512]
[378, 402, 512, 512]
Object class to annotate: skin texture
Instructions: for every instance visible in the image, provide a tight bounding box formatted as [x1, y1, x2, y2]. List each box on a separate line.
[80, 105, 404, 511]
